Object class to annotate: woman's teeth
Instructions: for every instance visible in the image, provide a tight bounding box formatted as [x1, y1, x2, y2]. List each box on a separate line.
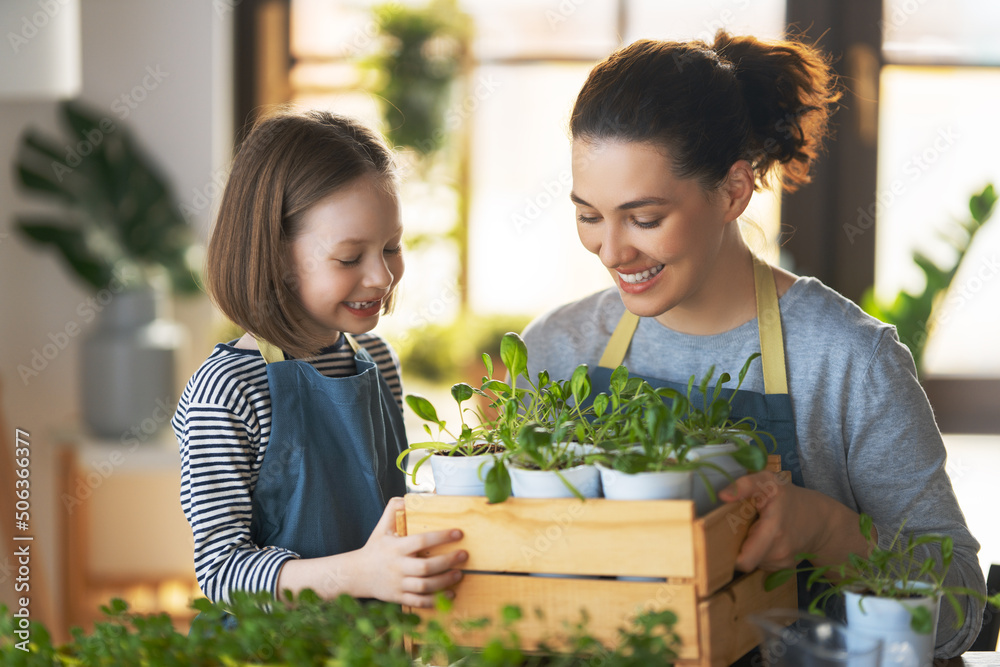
[346, 300, 379, 309]
[618, 264, 664, 284]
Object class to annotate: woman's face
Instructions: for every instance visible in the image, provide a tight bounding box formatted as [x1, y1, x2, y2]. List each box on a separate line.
[290, 174, 403, 344]
[571, 140, 735, 321]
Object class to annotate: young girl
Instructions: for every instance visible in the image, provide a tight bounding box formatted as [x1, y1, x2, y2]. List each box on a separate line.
[172, 110, 466, 609]
[521, 32, 986, 655]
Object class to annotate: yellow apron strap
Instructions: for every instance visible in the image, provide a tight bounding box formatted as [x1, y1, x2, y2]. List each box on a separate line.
[255, 338, 285, 365]
[256, 333, 359, 364]
[598, 310, 640, 369]
[753, 255, 788, 395]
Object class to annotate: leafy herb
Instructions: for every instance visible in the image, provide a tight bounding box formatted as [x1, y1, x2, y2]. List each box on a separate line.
[764, 513, 1000, 634]
[0, 590, 682, 666]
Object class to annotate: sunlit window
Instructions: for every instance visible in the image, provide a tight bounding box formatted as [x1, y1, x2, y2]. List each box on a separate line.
[288, 0, 786, 343]
[874, 1, 1000, 375]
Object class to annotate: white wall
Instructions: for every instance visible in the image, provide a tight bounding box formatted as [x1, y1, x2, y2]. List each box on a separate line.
[0, 0, 232, 614]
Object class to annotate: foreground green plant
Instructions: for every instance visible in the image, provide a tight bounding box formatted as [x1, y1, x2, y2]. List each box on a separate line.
[765, 513, 1000, 634]
[0, 590, 682, 666]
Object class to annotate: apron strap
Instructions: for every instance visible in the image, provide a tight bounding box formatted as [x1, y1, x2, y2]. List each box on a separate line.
[597, 310, 640, 368]
[597, 255, 789, 395]
[255, 338, 285, 365]
[752, 256, 788, 395]
[255, 333, 359, 365]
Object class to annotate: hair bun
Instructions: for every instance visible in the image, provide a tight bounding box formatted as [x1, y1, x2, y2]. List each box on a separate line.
[711, 30, 840, 191]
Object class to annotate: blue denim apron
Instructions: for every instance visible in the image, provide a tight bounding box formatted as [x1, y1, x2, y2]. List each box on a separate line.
[589, 256, 815, 611]
[249, 334, 407, 559]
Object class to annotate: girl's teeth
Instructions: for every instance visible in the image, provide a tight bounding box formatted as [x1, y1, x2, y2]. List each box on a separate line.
[619, 264, 664, 284]
[347, 300, 379, 309]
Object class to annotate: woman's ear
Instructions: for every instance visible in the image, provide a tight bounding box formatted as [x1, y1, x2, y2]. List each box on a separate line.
[720, 160, 755, 223]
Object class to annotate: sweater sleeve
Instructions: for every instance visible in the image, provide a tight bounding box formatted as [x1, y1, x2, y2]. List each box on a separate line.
[173, 375, 299, 603]
[843, 328, 985, 657]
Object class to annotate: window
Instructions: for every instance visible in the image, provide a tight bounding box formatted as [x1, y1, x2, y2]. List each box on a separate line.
[286, 0, 786, 336]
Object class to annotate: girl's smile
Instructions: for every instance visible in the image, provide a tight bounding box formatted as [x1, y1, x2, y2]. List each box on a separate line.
[342, 298, 385, 318]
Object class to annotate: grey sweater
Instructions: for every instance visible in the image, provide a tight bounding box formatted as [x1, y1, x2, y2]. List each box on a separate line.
[521, 278, 986, 656]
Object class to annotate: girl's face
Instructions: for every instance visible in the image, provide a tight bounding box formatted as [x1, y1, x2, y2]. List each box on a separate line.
[290, 174, 403, 344]
[571, 140, 737, 322]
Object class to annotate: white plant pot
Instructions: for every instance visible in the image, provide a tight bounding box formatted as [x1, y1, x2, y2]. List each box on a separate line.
[430, 453, 495, 496]
[596, 463, 693, 501]
[688, 442, 748, 515]
[509, 463, 600, 499]
[844, 586, 941, 667]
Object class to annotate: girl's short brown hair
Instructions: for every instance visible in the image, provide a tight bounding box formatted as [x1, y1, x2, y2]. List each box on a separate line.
[205, 109, 397, 358]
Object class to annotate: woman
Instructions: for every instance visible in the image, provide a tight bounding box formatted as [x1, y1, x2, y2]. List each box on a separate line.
[521, 32, 986, 655]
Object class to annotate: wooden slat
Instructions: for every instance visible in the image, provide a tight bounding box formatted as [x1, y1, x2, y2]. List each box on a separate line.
[404, 494, 696, 578]
[694, 499, 757, 597]
[694, 569, 798, 667]
[415, 573, 700, 660]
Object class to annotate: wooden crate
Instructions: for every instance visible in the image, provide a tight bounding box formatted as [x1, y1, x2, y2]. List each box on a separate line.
[398, 464, 797, 666]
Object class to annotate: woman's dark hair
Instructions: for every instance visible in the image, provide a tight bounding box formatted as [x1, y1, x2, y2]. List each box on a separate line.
[571, 30, 840, 192]
[205, 109, 397, 358]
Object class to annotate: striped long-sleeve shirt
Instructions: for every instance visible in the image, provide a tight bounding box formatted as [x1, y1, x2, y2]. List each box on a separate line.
[171, 333, 403, 603]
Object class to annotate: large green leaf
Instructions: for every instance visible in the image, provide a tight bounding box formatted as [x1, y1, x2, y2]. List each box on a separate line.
[13, 99, 202, 294]
[17, 166, 76, 203]
[16, 220, 113, 290]
[500, 332, 528, 380]
[21, 130, 66, 163]
[405, 394, 441, 425]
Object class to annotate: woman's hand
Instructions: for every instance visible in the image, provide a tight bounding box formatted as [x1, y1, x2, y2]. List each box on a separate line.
[355, 497, 467, 608]
[718, 471, 875, 572]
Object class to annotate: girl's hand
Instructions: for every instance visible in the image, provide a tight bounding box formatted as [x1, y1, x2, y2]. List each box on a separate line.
[357, 497, 467, 608]
[718, 471, 873, 572]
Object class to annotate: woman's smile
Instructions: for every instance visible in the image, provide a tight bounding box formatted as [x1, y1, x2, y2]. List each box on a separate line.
[616, 264, 665, 293]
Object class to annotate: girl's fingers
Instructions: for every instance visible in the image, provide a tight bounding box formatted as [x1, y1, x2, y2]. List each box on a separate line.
[401, 550, 468, 577]
[395, 528, 464, 556]
[374, 497, 406, 536]
[400, 589, 455, 609]
[401, 569, 464, 595]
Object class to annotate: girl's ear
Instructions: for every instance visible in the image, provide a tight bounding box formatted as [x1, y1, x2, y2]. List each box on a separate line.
[720, 160, 755, 224]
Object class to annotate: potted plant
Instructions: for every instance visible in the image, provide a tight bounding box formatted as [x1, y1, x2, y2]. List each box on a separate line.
[765, 514, 1000, 667]
[591, 373, 696, 502]
[504, 420, 601, 500]
[676, 354, 772, 515]
[484, 339, 601, 501]
[398, 383, 501, 496]
[397, 331, 534, 497]
[14, 100, 202, 438]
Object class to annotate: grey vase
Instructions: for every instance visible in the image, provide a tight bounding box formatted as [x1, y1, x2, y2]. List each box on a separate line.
[80, 287, 183, 440]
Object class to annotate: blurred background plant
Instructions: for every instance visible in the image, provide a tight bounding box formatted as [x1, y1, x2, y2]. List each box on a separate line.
[363, 0, 471, 157]
[14, 99, 202, 295]
[862, 183, 997, 374]
[395, 312, 531, 385]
